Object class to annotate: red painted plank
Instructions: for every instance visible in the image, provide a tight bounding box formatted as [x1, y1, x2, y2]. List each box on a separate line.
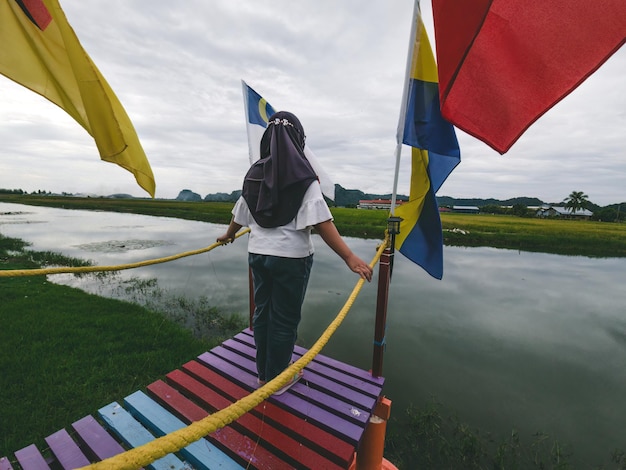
[14, 445, 49, 470]
[45, 429, 91, 470]
[181, 360, 355, 467]
[147, 380, 291, 470]
[166, 369, 344, 470]
[71, 415, 126, 461]
[0, 457, 14, 470]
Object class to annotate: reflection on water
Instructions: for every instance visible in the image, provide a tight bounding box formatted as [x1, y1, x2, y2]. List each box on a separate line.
[1, 202, 625, 466]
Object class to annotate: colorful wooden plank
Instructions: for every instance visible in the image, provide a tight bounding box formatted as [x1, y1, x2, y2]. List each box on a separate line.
[165, 369, 343, 470]
[123, 390, 243, 470]
[222, 337, 382, 400]
[44, 428, 90, 470]
[147, 379, 294, 470]
[219, 339, 378, 417]
[196, 351, 365, 444]
[181, 360, 355, 466]
[181, 359, 356, 466]
[98, 402, 187, 470]
[237, 329, 385, 386]
[203, 347, 371, 427]
[7, 328, 384, 470]
[71, 415, 126, 462]
[0, 457, 14, 470]
[14, 444, 48, 470]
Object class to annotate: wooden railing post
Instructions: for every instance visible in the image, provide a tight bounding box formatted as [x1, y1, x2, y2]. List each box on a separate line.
[371, 217, 401, 378]
[372, 246, 391, 378]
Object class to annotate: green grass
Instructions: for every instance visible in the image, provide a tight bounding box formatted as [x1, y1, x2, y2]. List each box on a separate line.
[441, 213, 626, 257]
[0, 234, 244, 456]
[3, 194, 626, 257]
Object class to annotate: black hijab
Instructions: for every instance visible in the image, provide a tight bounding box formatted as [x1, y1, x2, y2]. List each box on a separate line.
[242, 111, 318, 228]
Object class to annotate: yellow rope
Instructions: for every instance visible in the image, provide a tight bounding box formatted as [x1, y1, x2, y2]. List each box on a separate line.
[0, 229, 251, 277]
[80, 234, 390, 470]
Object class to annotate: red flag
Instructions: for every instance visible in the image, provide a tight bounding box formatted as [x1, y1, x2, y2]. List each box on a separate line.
[432, 0, 626, 154]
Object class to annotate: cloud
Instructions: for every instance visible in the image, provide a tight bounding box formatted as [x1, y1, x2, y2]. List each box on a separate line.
[0, 1, 624, 206]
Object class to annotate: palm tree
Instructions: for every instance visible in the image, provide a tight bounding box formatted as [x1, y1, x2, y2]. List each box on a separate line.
[562, 191, 589, 215]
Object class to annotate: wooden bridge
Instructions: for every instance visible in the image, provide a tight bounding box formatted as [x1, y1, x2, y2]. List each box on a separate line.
[1, 329, 386, 469]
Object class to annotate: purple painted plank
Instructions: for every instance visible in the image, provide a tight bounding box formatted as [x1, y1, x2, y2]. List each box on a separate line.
[292, 350, 384, 397]
[197, 349, 259, 389]
[45, 429, 91, 470]
[0, 457, 14, 470]
[14, 445, 49, 470]
[220, 338, 255, 360]
[236, 329, 385, 386]
[288, 377, 374, 419]
[223, 338, 382, 403]
[196, 351, 364, 445]
[209, 345, 371, 425]
[71, 415, 125, 461]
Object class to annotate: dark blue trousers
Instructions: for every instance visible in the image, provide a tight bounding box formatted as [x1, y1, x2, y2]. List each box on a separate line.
[249, 253, 313, 381]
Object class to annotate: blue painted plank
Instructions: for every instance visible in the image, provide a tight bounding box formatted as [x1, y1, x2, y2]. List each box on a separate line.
[98, 402, 187, 470]
[44, 429, 90, 470]
[14, 445, 48, 470]
[0, 457, 14, 470]
[123, 391, 243, 470]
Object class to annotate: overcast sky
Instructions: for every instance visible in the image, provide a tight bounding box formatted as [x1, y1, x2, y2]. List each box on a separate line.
[1, 1, 624, 206]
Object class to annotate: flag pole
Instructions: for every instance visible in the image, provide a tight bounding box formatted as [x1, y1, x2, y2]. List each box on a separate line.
[390, 0, 420, 216]
[372, 0, 420, 378]
[241, 79, 256, 165]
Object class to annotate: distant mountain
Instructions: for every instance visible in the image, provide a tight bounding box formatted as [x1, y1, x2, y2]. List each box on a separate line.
[200, 185, 548, 208]
[176, 189, 202, 202]
[203, 190, 242, 202]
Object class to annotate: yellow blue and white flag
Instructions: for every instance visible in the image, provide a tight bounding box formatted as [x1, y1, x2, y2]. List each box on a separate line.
[393, 2, 460, 279]
[241, 80, 335, 200]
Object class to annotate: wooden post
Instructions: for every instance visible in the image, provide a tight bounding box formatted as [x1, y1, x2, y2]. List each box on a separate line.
[372, 246, 392, 378]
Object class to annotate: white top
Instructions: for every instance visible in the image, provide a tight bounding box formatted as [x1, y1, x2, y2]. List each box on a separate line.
[232, 181, 333, 258]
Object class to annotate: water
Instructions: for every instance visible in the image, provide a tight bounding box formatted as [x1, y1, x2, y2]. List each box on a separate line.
[2, 202, 625, 466]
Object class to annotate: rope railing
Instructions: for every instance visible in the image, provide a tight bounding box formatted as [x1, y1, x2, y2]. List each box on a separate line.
[0, 228, 251, 277]
[3, 224, 388, 469]
[78, 233, 390, 470]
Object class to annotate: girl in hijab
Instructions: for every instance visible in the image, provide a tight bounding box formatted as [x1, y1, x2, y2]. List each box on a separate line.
[217, 111, 372, 394]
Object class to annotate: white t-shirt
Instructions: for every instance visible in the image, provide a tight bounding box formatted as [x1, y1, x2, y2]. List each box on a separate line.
[232, 181, 333, 258]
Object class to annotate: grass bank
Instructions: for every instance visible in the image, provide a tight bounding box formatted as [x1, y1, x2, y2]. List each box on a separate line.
[1, 194, 625, 257]
[441, 213, 626, 257]
[0, 233, 245, 457]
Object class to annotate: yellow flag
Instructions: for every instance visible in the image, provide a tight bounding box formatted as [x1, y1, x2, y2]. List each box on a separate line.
[0, 0, 155, 197]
